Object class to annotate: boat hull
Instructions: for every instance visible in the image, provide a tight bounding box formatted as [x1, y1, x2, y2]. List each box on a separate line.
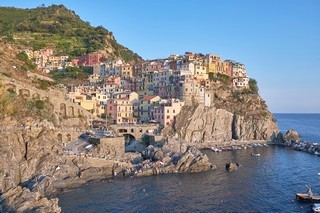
[296, 193, 320, 203]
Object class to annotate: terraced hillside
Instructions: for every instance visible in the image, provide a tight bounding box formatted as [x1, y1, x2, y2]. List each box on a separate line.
[0, 4, 142, 63]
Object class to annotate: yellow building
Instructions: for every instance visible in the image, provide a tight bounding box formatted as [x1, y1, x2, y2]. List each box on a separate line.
[139, 95, 161, 122]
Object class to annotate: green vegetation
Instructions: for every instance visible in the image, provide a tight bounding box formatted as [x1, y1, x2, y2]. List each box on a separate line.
[0, 86, 17, 118]
[50, 66, 91, 82]
[33, 79, 54, 90]
[16, 51, 36, 70]
[209, 73, 232, 85]
[248, 78, 259, 94]
[0, 72, 12, 78]
[35, 100, 45, 110]
[0, 5, 142, 63]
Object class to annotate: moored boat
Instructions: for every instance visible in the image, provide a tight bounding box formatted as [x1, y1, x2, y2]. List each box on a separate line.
[296, 186, 320, 203]
[296, 193, 320, 203]
[251, 153, 260, 157]
[211, 147, 222, 152]
[313, 203, 320, 212]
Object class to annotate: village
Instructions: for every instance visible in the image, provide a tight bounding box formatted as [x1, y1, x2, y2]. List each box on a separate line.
[24, 49, 250, 128]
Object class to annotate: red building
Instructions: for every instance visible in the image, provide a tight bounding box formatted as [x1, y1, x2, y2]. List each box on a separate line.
[78, 53, 101, 66]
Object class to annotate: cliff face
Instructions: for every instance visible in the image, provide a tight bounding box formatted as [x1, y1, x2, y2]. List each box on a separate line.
[0, 127, 118, 212]
[164, 83, 278, 148]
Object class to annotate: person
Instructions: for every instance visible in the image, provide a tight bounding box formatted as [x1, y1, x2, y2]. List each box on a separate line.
[306, 185, 313, 196]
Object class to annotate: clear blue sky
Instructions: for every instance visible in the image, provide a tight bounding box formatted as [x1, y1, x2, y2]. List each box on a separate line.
[2, 0, 320, 113]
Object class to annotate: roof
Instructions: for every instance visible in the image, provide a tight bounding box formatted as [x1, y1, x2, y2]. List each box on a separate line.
[140, 96, 158, 101]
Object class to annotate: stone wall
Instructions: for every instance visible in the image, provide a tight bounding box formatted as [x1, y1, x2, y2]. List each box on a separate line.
[1, 75, 97, 125]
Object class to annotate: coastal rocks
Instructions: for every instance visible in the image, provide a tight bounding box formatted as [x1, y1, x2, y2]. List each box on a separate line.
[225, 162, 239, 172]
[174, 147, 215, 173]
[136, 138, 215, 175]
[283, 129, 301, 142]
[0, 186, 61, 213]
[165, 103, 278, 148]
[272, 132, 284, 143]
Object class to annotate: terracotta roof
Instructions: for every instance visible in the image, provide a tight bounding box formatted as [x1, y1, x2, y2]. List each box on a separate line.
[140, 96, 158, 101]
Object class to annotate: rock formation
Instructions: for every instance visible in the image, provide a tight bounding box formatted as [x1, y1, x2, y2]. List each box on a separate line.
[283, 129, 301, 142]
[225, 162, 239, 172]
[134, 138, 215, 176]
[163, 89, 279, 148]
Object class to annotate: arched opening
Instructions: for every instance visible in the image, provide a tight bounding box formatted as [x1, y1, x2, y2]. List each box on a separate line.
[57, 133, 63, 143]
[66, 134, 71, 142]
[118, 129, 128, 133]
[19, 89, 30, 98]
[68, 106, 74, 117]
[131, 128, 134, 133]
[60, 103, 66, 117]
[123, 133, 136, 146]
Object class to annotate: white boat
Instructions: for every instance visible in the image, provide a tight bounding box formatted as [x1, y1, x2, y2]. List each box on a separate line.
[251, 153, 260, 157]
[313, 203, 320, 212]
[211, 147, 222, 152]
[318, 173, 320, 176]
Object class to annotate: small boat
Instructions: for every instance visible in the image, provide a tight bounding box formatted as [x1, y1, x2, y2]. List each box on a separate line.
[313, 203, 320, 212]
[296, 185, 320, 203]
[211, 147, 222, 152]
[318, 173, 320, 176]
[251, 153, 260, 157]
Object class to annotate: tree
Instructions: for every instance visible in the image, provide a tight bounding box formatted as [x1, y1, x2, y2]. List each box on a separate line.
[249, 78, 259, 94]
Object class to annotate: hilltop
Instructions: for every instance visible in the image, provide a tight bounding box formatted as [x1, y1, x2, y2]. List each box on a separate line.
[0, 4, 142, 63]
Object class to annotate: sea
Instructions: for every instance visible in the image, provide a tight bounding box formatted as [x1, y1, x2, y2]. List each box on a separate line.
[57, 113, 320, 212]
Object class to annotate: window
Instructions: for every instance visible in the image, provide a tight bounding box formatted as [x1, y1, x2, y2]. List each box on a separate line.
[167, 115, 170, 119]
[167, 109, 169, 113]
[173, 109, 175, 113]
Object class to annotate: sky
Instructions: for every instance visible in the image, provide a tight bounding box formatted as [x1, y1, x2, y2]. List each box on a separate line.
[1, 0, 320, 113]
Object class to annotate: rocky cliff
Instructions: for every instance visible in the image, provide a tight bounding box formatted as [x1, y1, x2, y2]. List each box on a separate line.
[164, 82, 278, 148]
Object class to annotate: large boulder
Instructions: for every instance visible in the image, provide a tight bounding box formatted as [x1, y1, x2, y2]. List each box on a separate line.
[152, 149, 164, 161]
[284, 129, 300, 142]
[225, 162, 239, 172]
[141, 145, 155, 160]
[174, 147, 215, 173]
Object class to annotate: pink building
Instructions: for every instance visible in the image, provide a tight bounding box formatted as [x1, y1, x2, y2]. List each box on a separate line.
[105, 76, 121, 85]
[106, 99, 117, 124]
[78, 53, 101, 66]
[153, 99, 184, 127]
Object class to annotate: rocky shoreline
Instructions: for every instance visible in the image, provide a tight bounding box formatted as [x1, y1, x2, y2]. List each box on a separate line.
[0, 134, 214, 213]
[272, 129, 320, 156]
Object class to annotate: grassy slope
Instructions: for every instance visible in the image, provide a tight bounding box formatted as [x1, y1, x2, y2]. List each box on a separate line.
[0, 5, 142, 63]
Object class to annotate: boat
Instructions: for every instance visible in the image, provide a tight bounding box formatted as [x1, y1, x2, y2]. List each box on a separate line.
[318, 173, 320, 176]
[211, 147, 222, 152]
[313, 204, 320, 212]
[296, 185, 320, 203]
[251, 153, 260, 157]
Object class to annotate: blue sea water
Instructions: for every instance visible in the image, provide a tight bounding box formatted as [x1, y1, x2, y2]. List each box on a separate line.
[58, 114, 320, 212]
[274, 113, 320, 143]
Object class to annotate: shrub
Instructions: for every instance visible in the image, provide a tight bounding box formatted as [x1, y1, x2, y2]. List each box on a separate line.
[35, 100, 45, 110]
[16, 51, 29, 62]
[249, 78, 259, 94]
[0, 72, 12, 77]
